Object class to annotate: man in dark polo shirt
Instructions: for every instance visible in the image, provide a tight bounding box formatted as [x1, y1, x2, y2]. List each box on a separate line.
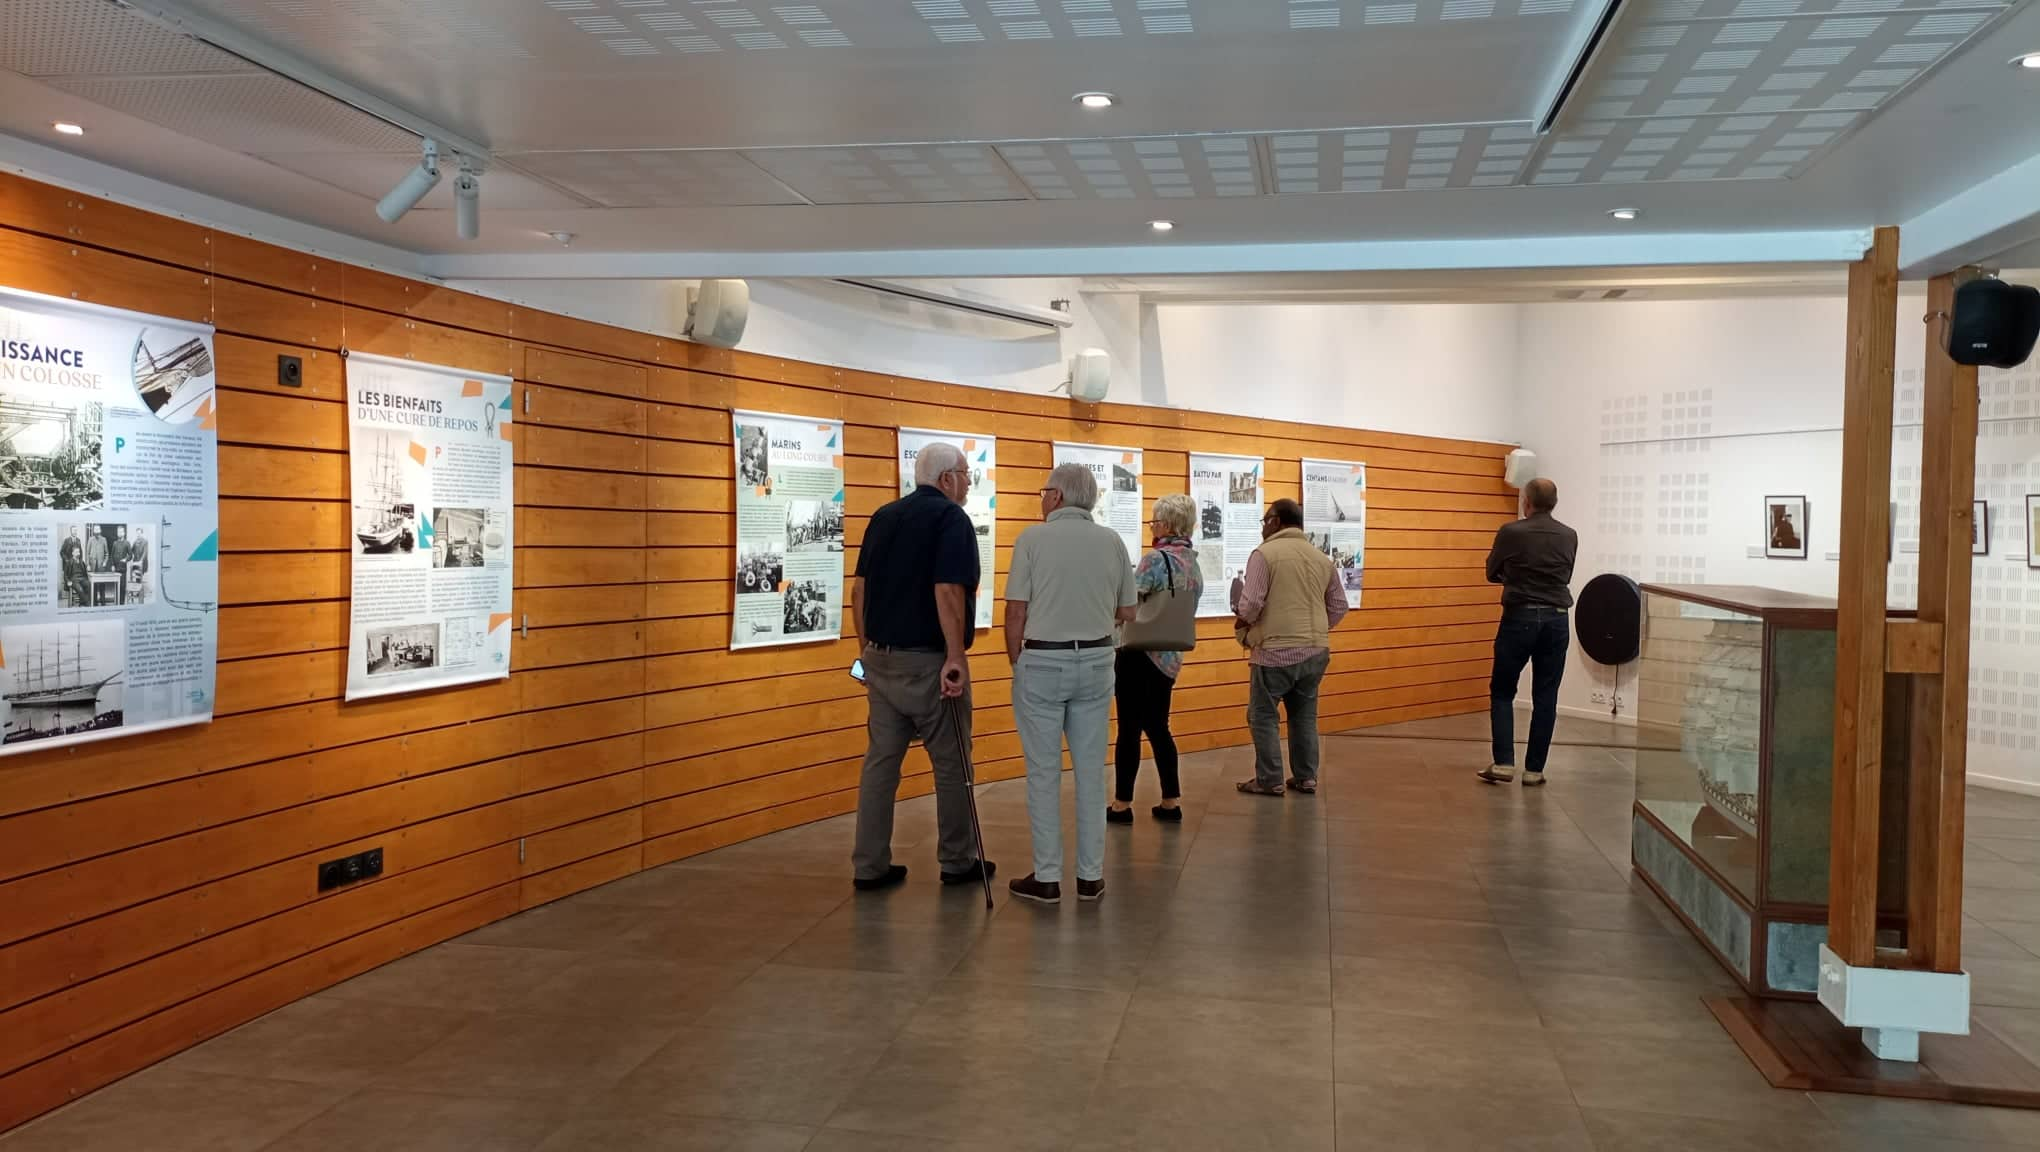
[848, 440, 994, 891]
[1478, 477, 1578, 788]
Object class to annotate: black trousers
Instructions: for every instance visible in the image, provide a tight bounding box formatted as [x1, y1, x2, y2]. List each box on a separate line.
[1114, 648, 1180, 802]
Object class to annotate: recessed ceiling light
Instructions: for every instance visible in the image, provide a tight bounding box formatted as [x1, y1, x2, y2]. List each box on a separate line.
[51, 122, 84, 136]
[1074, 91, 1117, 109]
[1607, 207, 1641, 221]
[1149, 219, 1175, 233]
[2012, 52, 2040, 70]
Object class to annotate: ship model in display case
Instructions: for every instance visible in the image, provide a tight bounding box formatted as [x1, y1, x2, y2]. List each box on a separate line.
[1632, 585, 1911, 998]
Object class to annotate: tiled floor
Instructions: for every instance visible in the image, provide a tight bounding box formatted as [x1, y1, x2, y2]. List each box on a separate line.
[9, 713, 2040, 1151]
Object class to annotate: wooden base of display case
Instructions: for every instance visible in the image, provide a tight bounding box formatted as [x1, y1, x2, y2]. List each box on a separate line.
[1708, 996, 2040, 1109]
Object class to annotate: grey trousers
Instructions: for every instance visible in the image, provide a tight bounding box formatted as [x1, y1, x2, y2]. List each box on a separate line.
[1012, 647, 1115, 884]
[1248, 650, 1331, 789]
[852, 646, 977, 880]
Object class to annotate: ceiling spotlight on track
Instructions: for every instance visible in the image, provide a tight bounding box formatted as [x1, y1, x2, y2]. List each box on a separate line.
[454, 159, 481, 241]
[376, 139, 441, 223]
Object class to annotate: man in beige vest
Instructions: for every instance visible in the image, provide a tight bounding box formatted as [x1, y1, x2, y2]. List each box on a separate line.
[1232, 498, 1349, 795]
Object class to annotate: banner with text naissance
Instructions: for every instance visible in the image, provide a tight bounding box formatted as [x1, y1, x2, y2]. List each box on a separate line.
[734, 410, 845, 649]
[0, 286, 219, 756]
[897, 428, 995, 630]
[1302, 458, 1367, 608]
[1051, 441, 1143, 560]
[344, 352, 515, 701]
[1188, 452, 1264, 617]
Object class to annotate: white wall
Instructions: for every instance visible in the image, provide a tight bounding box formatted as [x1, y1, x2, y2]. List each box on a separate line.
[450, 277, 1523, 440]
[1517, 293, 2040, 794]
[1150, 303, 1521, 444]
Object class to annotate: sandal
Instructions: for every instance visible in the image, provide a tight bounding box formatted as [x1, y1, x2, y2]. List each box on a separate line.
[1287, 778, 1318, 794]
[1235, 780, 1285, 796]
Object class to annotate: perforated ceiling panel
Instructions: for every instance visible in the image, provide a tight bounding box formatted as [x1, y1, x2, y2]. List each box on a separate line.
[504, 149, 809, 206]
[521, 0, 1573, 55]
[1, 0, 247, 75]
[997, 137, 1267, 200]
[256, 152, 592, 210]
[1535, 0, 2013, 186]
[745, 145, 1032, 204]
[49, 74, 421, 153]
[1260, 126, 1540, 191]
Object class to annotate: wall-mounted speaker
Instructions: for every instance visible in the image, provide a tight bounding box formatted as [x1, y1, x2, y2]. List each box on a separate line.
[1067, 347, 1110, 403]
[1504, 448, 1539, 488]
[684, 279, 750, 348]
[1946, 277, 2039, 369]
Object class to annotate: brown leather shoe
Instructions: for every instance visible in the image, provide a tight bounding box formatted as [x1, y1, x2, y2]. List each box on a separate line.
[1009, 874, 1062, 905]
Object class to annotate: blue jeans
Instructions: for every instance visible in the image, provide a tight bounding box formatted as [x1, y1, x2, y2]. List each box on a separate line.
[1490, 607, 1570, 774]
[1012, 647, 1115, 884]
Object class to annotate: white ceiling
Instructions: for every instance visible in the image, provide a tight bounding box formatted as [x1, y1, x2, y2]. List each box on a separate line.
[1, 0, 2038, 277]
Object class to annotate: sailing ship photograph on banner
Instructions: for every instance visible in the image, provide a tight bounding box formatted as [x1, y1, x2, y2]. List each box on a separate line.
[343, 352, 515, 701]
[0, 285, 221, 756]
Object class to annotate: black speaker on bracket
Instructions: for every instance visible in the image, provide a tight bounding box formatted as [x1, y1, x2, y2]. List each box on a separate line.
[1946, 277, 2040, 369]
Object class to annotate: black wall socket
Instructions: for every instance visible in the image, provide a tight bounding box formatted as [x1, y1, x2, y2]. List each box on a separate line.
[316, 847, 384, 893]
[277, 354, 303, 388]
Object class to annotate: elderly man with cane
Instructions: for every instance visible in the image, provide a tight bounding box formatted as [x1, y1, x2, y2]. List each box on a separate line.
[847, 440, 994, 893]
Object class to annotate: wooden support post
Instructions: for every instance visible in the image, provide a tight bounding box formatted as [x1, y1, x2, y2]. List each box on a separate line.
[1907, 272, 1979, 972]
[1829, 226, 1898, 968]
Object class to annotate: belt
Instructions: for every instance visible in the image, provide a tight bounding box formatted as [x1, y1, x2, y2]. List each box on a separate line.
[866, 643, 943, 654]
[1024, 637, 1114, 650]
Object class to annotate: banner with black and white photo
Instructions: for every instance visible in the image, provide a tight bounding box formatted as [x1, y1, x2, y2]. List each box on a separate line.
[1189, 452, 1264, 617]
[1051, 441, 1143, 560]
[0, 286, 219, 755]
[1302, 458, 1368, 608]
[897, 427, 995, 630]
[344, 352, 514, 700]
[733, 410, 845, 649]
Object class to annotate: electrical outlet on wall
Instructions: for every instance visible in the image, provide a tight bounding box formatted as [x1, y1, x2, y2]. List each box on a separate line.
[1590, 691, 1608, 705]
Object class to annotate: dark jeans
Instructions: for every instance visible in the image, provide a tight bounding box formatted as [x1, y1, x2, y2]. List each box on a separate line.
[1489, 607, 1570, 774]
[1114, 649, 1179, 802]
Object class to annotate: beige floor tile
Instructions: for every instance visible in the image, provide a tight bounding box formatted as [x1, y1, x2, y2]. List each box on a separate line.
[0, 1068, 339, 1152]
[259, 1089, 568, 1152]
[167, 995, 477, 1088]
[611, 1027, 887, 1126]
[533, 1096, 813, 1152]
[1330, 954, 1541, 1023]
[692, 963, 931, 1039]
[1074, 1061, 1335, 1151]
[1110, 990, 1334, 1082]
[1330, 1011, 1570, 1101]
[382, 1010, 679, 1100]
[1333, 1084, 1594, 1151]
[1525, 970, 1729, 1040]
[1552, 1031, 1825, 1127]
[321, 943, 579, 1012]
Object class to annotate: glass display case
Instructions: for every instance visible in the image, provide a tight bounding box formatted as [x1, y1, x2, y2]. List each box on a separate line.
[1632, 585, 1911, 998]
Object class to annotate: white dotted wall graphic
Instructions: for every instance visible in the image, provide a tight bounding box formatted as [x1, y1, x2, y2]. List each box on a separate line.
[1655, 471, 1710, 538]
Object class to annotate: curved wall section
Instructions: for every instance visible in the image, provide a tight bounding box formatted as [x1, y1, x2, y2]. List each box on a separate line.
[0, 171, 1513, 1131]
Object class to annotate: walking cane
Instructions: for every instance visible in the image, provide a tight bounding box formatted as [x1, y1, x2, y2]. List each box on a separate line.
[944, 693, 996, 910]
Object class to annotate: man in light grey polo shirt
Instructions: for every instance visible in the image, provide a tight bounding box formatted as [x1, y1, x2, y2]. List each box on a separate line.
[1004, 461, 1137, 905]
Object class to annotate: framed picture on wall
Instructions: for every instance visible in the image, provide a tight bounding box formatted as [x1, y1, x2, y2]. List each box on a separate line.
[1764, 495, 1808, 560]
[2028, 494, 2040, 569]
[1974, 500, 1990, 558]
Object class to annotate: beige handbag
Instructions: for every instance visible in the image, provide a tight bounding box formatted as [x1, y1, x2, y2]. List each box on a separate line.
[1120, 547, 1197, 653]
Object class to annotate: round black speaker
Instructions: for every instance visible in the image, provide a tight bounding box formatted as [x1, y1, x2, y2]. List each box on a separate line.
[1576, 573, 1642, 666]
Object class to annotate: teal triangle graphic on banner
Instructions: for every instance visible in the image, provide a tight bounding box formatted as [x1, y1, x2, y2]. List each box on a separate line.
[827, 432, 839, 448]
[977, 449, 988, 462]
[833, 488, 845, 502]
[988, 496, 996, 510]
[188, 530, 219, 562]
[418, 517, 435, 548]
[498, 394, 513, 410]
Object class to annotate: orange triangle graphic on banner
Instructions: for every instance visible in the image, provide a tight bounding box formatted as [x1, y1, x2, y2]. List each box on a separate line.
[489, 613, 512, 632]
[462, 379, 485, 397]
[408, 440, 428, 466]
[197, 395, 218, 430]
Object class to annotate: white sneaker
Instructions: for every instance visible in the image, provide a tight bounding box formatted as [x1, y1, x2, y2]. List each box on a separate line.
[1476, 765, 1516, 784]
[1522, 771, 1547, 788]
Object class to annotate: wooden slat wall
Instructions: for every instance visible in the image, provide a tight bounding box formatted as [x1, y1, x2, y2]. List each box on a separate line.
[0, 171, 1511, 1131]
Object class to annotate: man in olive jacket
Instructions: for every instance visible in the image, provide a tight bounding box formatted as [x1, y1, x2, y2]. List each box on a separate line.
[1232, 499, 1349, 796]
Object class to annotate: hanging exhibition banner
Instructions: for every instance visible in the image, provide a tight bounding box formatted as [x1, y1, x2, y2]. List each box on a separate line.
[344, 352, 515, 701]
[0, 286, 220, 755]
[897, 428, 996, 630]
[1051, 441, 1143, 559]
[1302, 458, 1368, 607]
[733, 410, 845, 649]
[1188, 452, 1265, 617]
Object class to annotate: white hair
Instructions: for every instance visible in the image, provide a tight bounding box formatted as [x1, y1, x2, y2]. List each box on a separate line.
[913, 441, 965, 487]
[1046, 461, 1099, 511]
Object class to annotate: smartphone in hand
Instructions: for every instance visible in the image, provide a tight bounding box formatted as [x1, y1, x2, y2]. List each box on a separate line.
[848, 658, 866, 684]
